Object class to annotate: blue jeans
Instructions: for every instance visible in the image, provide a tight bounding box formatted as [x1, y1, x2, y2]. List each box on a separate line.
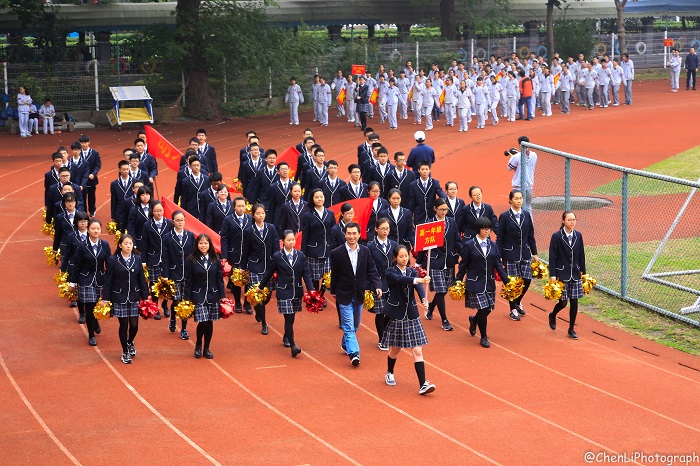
[339, 298, 363, 356]
[518, 96, 532, 119]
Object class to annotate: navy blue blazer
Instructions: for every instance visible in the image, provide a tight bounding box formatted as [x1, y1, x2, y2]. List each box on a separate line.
[367, 163, 395, 195]
[280, 200, 308, 233]
[457, 202, 498, 241]
[367, 237, 398, 293]
[256, 166, 280, 209]
[329, 220, 348, 250]
[357, 141, 372, 166]
[340, 182, 369, 202]
[198, 187, 219, 215]
[68, 238, 111, 288]
[387, 207, 415, 249]
[199, 143, 218, 173]
[242, 223, 280, 275]
[456, 237, 509, 295]
[366, 197, 390, 241]
[302, 166, 328, 201]
[184, 255, 225, 305]
[321, 177, 346, 207]
[46, 182, 83, 224]
[239, 145, 265, 164]
[383, 168, 416, 208]
[220, 213, 252, 266]
[162, 229, 195, 282]
[295, 152, 313, 185]
[237, 157, 264, 202]
[408, 177, 447, 225]
[81, 148, 101, 188]
[129, 168, 150, 191]
[548, 229, 586, 282]
[68, 157, 89, 190]
[60, 229, 89, 273]
[137, 153, 158, 181]
[267, 181, 293, 230]
[301, 207, 336, 258]
[445, 197, 466, 220]
[52, 210, 79, 252]
[417, 216, 461, 269]
[44, 168, 61, 206]
[384, 266, 426, 320]
[329, 244, 381, 306]
[141, 218, 173, 266]
[206, 199, 233, 235]
[127, 203, 151, 252]
[496, 209, 537, 263]
[102, 254, 149, 304]
[178, 153, 211, 174]
[110, 177, 135, 230]
[180, 173, 210, 220]
[259, 249, 315, 300]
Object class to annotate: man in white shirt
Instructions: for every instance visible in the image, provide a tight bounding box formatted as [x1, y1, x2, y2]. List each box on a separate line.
[507, 136, 537, 213]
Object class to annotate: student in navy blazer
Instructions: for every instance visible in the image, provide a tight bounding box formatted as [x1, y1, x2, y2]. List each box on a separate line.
[386, 188, 416, 251]
[134, 138, 158, 185]
[279, 183, 308, 234]
[61, 211, 90, 275]
[242, 203, 280, 335]
[44, 152, 64, 207]
[79, 135, 101, 217]
[302, 148, 328, 201]
[301, 189, 336, 292]
[267, 172, 293, 237]
[408, 161, 447, 225]
[444, 181, 466, 221]
[111, 161, 135, 231]
[366, 181, 389, 242]
[321, 160, 346, 207]
[161, 210, 195, 338]
[330, 204, 354, 250]
[52, 193, 81, 254]
[141, 201, 173, 316]
[173, 149, 197, 206]
[103, 234, 149, 363]
[220, 196, 253, 313]
[184, 233, 225, 359]
[383, 152, 416, 208]
[127, 186, 153, 253]
[367, 148, 395, 196]
[258, 230, 315, 357]
[47, 169, 83, 224]
[68, 219, 110, 344]
[548, 211, 587, 340]
[341, 164, 369, 202]
[255, 150, 280, 209]
[67, 143, 89, 192]
[456, 217, 510, 349]
[457, 186, 498, 242]
[196, 128, 219, 173]
[205, 184, 233, 235]
[199, 172, 224, 217]
[367, 217, 398, 348]
[237, 143, 264, 202]
[180, 157, 209, 221]
[496, 190, 537, 321]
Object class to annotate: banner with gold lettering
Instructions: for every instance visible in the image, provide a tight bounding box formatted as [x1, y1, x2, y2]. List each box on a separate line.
[414, 220, 445, 252]
[144, 125, 182, 171]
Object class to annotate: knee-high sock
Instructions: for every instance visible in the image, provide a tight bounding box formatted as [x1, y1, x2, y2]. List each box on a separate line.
[204, 321, 213, 348]
[434, 293, 447, 321]
[414, 361, 426, 387]
[514, 279, 531, 306]
[475, 308, 491, 338]
[387, 356, 397, 374]
[375, 313, 387, 341]
[84, 302, 96, 337]
[551, 299, 568, 317]
[118, 317, 129, 352]
[128, 316, 139, 343]
[569, 299, 578, 329]
[284, 314, 295, 347]
[196, 322, 206, 345]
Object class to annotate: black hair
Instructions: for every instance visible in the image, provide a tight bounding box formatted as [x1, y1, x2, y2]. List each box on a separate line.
[376, 217, 390, 229]
[368, 181, 381, 192]
[445, 181, 458, 191]
[52, 152, 63, 160]
[387, 188, 402, 199]
[391, 244, 410, 265]
[115, 233, 136, 255]
[282, 229, 296, 240]
[78, 134, 90, 143]
[189, 137, 199, 145]
[251, 202, 266, 217]
[309, 188, 325, 204]
[197, 128, 207, 136]
[468, 185, 482, 197]
[137, 185, 152, 200]
[473, 217, 493, 230]
[134, 138, 145, 146]
[418, 161, 431, 169]
[326, 159, 338, 168]
[434, 198, 447, 209]
[348, 163, 361, 173]
[340, 203, 354, 214]
[233, 195, 246, 206]
[70, 142, 81, 151]
[129, 152, 140, 160]
[345, 222, 360, 233]
[265, 149, 277, 158]
[118, 159, 129, 168]
[277, 161, 289, 170]
[188, 156, 201, 166]
[63, 192, 77, 203]
[518, 135, 529, 144]
[393, 151, 405, 161]
[171, 210, 185, 221]
[508, 190, 522, 201]
[377, 146, 388, 156]
[216, 183, 228, 193]
[209, 172, 223, 183]
[75, 211, 90, 222]
[189, 233, 218, 262]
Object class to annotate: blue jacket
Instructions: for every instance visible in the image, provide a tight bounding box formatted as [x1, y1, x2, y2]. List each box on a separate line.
[301, 207, 336, 258]
[141, 218, 173, 266]
[387, 206, 415, 249]
[408, 177, 447, 225]
[406, 143, 435, 171]
[548, 228, 586, 282]
[384, 265, 426, 320]
[367, 237, 398, 294]
[184, 255, 225, 305]
[496, 209, 537, 263]
[242, 223, 280, 275]
[456, 238, 509, 295]
[68, 238, 111, 288]
[220, 213, 252, 266]
[103, 254, 149, 304]
[161, 229, 195, 282]
[259, 249, 315, 301]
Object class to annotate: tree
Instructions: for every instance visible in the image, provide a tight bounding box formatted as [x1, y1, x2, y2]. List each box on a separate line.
[545, 0, 584, 64]
[412, 0, 510, 40]
[614, 0, 629, 55]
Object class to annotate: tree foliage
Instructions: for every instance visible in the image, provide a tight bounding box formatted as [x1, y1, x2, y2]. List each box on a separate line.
[552, 16, 596, 60]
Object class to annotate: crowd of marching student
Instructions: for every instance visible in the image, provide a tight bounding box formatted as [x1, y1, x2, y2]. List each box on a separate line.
[291, 51, 638, 133]
[44, 118, 588, 395]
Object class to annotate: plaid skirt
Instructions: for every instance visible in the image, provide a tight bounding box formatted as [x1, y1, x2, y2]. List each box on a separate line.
[147, 265, 163, 283]
[368, 294, 386, 314]
[248, 272, 276, 291]
[113, 301, 139, 318]
[357, 103, 372, 114]
[307, 257, 330, 281]
[173, 280, 185, 301]
[505, 260, 533, 280]
[194, 302, 220, 322]
[278, 298, 302, 315]
[560, 280, 584, 301]
[380, 316, 428, 348]
[429, 268, 454, 294]
[466, 291, 496, 310]
[78, 285, 102, 303]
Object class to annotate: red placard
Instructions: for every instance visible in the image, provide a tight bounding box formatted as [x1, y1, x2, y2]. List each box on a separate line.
[352, 64, 366, 76]
[663, 38, 674, 47]
[414, 220, 445, 252]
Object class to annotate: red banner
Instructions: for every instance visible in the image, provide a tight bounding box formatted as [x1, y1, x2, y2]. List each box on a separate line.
[276, 146, 300, 179]
[161, 196, 221, 253]
[328, 197, 373, 240]
[369, 88, 379, 105]
[336, 87, 346, 105]
[414, 220, 445, 253]
[144, 125, 182, 172]
[663, 38, 674, 47]
[351, 64, 366, 76]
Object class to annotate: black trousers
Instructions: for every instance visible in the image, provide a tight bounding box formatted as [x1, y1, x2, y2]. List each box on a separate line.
[687, 69, 697, 89]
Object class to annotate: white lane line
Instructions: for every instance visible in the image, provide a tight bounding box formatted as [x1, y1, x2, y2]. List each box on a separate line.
[255, 365, 287, 370]
[0, 353, 82, 465]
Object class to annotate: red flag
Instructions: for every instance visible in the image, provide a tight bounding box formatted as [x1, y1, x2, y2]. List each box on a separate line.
[144, 125, 182, 172]
[276, 146, 300, 178]
[161, 196, 221, 253]
[328, 198, 373, 240]
[369, 88, 379, 105]
[414, 220, 445, 253]
[280, 231, 303, 251]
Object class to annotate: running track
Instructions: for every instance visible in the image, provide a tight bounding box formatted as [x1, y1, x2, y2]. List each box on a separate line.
[1, 79, 699, 465]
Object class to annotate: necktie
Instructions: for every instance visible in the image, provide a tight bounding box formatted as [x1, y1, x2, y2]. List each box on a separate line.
[80, 234, 86, 242]
[177, 234, 183, 244]
[68, 213, 74, 223]
[237, 216, 243, 226]
[355, 185, 360, 197]
[481, 241, 488, 254]
[203, 257, 208, 268]
[568, 234, 573, 244]
[295, 203, 300, 213]
[383, 242, 388, 253]
[155, 222, 162, 230]
[423, 181, 428, 190]
[258, 228, 264, 238]
[121, 179, 126, 189]
[269, 169, 274, 178]
[282, 183, 287, 191]
[287, 253, 293, 264]
[143, 207, 149, 216]
[93, 244, 98, 256]
[515, 213, 521, 224]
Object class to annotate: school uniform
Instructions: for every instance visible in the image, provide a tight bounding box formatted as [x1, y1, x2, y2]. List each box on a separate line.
[179, 153, 211, 175]
[68, 157, 89, 192]
[548, 228, 586, 300]
[206, 199, 233, 235]
[238, 156, 263, 202]
[280, 199, 308, 233]
[383, 168, 415, 208]
[329, 220, 348, 250]
[141, 218, 173, 282]
[302, 165, 328, 201]
[220, 213, 252, 267]
[496, 209, 537, 279]
[367, 163, 395, 196]
[267, 180, 293, 233]
[239, 144, 265, 165]
[103, 254, 150, 317]
[445, 197, 466, 222]
[387, 205, 415, 250]
[110, 176, 135, 231]
[386, 85, 400, 128]
[366, 197, 389, 242]
[381, 266, 428, 348]
[456, 237, 508, 310]
[180, 173, 210, 220]
[457, 202, 498, 242]
[137, 152, 158, 187]
[52, 210, 79, 254]
[256, 165, 280, 209]
[46, 182, 84, 224]
[127, 203, 151, 252]
[162, 229, 195, 301]
[68, 238, 111, 303]
[44, 168, 61, 207]
[61, 229, 89, 273]
[321, 177, 346, 208]
[285, 83, 304, 125]
[408, 177, 447, 225]
[367, 237, 398, 315]
[301, 207, 336, 280]
[295, 150, 313, 184]
[417, 216, 460, 293]
[198, 143, 219, 174]
[357, 141, 373, 167]
[259, 249, 314, 314]
[184, 255, 225, 322]
[81, 147, 101, 217]
[242, 222, 279, 288]
[340, 182, 368, 202]
[396, 76, 410, 119]
[129, 167, 150, 190]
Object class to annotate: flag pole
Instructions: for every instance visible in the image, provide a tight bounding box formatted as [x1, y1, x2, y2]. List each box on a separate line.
[424, 253, 431, 317]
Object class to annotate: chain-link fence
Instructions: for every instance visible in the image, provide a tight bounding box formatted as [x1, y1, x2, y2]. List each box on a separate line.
[521, 142, 700, 327]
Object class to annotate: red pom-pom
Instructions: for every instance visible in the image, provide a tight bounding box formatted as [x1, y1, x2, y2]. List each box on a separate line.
[413, 266, 428, 278]
[138, 297, 159, 319]
[219, 297, 235, 318]
[272, 271, 278, 282]
[221, 260, 232, 275]
[494, 270, 502, 282]
[303, 290, 324, 313]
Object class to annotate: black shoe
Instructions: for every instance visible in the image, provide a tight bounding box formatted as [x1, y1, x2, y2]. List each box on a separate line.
[291, 346, 302, 358]
[244, 303, 253, 314]
[180, 329, 190, 340]
[94, 322, 101, 334]
[261, 324, 268, 335]
[154, 312, 162, 320]
[350, 354, 360, 366]
[169, 320, 176, 332]
[194, 343, 202, 358]
[128, 342, 136, 357]
[255, 311, 261, 323]
[88, 336, 97, 346]
[425, 309, 433, 320]
[203, 349, 214, 359]
[517, 305, 526, 315]
[568, 329, 578, 340]
[548, 312, 557, 330]
[283, 336, 291, 348]
[78, 314, 86, 324]
[162, 301, 170, 318]
[480, 337, 490, 348]
[468, 316, 476, 336]
[442, 319, 453, 331]
[235, 305, 243, 314]
[70, 300, 77, 308]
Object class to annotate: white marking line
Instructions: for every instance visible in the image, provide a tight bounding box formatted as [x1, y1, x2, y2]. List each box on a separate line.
[256, 365, 287, 370]
[2, 238, 49, 244]
[0, 353, 82, 465]
[266, 326, 501, 465]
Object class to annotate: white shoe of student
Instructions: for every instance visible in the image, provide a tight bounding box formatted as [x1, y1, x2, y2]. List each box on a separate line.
[385, 372, 396, 386]
[419, 381, 435, 395]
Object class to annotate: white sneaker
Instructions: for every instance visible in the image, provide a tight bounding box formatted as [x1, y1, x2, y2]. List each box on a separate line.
[385, 371, 396, 386]
[378, 342, 389, 351]
[419, 380, 435, 395]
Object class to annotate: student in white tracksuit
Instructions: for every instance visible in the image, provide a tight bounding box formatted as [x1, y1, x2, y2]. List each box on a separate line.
[345, 75, 357, 123]
[396, 71, 410, 119]
[365, 73, 378, 117]
[17, 86, 32, 138]
[311, 75, 320, 121]
[285, 77, 304, 125]
[456, 81, 472, 132]
[488, 76, 502, 125]
[583, 64, 599, 110]
[333, 71, 347, 117]
[317, 78, 331, 125]
[559, 65, 575, 114]
[387, 79, 400, 129]
[411, 76, 425, 124]
[498, 73, 508, 117]
[421, 79, 438, 131]
[598, 62, 612, 107]
[550, 59, 562, 105]
[668, 49, 682, 92]
[504, 71, 519, 122]
[473, 78, 490, 129]
[610, 59, 624, 106]
[539, 67, 553, 116]
[621, 53, 634, 105]
[442, 77, 457, 127]
[39, 99, 56, 135]
[377, 75, 389, 123]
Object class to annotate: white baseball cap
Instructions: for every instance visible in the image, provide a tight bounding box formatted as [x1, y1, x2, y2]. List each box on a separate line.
[414, 131, 425, 141]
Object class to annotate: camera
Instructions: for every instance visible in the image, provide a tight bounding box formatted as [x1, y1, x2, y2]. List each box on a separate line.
[504, 147, 518, 157]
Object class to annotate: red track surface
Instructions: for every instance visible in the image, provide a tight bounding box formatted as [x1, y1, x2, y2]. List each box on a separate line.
[1, 79, 699, 465]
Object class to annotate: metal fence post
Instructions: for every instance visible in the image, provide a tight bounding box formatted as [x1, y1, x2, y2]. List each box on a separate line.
[223, 57, 227, 104]
[416, 41, 419, 71]
[2, 62, 7, 96]
[364, 44, 368, 69]
[181, 70, 186, 108]
[513, 36, 516, 54]
[269, 67, 272, 99]
[564, 157, 571, 211]
[470, 39, 474, 62]
[621, 172, 629, 297]
[520, 141, 527, 209]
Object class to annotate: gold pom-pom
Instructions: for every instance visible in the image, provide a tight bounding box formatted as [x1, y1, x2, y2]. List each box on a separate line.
[581, 274, 597, 294]
[151, 277, 177, 299]
[41, 208, 47, 221]
[500, 276, 525, 301]
[58, 282, 78, 301]
[54, 271, 68, 286]
[245, 285, 270, 306]
[41, 222, 55, 237]
[230, 268, 249, 287]
[531, 258, 549, 279]
[543, 280, 565, 301]
[448, 281, 465, 300]
[94, 301, 112, 320]
[245, 202, 252, 215]
[44, 246, 60, 266]
[114, 230, 122, 246]
[143, 264, 149, 281]
[231, 178, 243, 193]
[106, 221, 118, 235]
[174, 300, 195, 320]
[321, 271, 331, 289]
[362, 290, 375, 311]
